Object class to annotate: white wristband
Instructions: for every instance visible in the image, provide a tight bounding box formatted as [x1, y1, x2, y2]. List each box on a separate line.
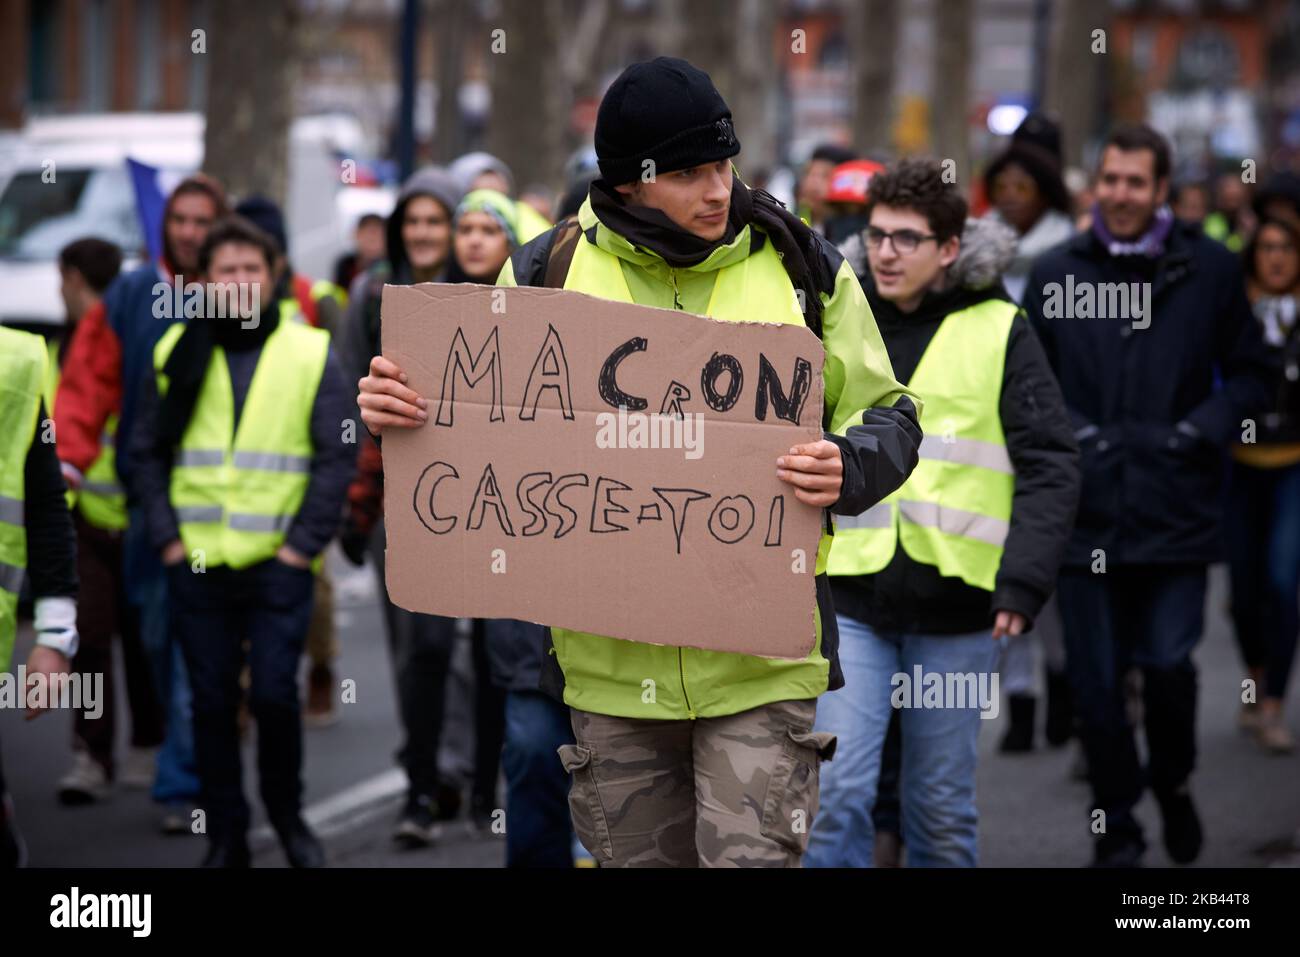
[34, 596, 79, 658]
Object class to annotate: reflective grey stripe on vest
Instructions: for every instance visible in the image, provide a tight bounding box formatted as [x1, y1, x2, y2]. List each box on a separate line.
[834, 501, 893, 531]
[176, 449, 225, 467]
[0, 560, 25, 594]
[81, 480, 124, 497]
[899, 499, 1009, 547]
[176, 505, 224, 524]
[232, 451, 311, 473]
[0, 495, 23, 526]
[227, 512, 293, 533]
[918, 435, 1013, 475]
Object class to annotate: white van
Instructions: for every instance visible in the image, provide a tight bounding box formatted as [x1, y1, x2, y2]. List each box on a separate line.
[0, 111, 393, 329]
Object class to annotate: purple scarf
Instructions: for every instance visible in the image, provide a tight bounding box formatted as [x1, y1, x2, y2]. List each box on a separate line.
[1090, 203, 1174, 258]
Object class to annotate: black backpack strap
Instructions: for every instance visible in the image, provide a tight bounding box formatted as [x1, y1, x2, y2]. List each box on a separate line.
[542, 217, 583, 288]
[507, 217, 582, 289]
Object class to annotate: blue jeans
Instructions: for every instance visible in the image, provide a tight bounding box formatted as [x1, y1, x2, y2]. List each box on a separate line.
[125, 508, 199, 805]
[502, 690, 575, 867]
[805, 615, 1000, 868]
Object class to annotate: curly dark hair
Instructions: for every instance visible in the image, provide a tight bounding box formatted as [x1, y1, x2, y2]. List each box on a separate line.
[866, 158, 968, 243]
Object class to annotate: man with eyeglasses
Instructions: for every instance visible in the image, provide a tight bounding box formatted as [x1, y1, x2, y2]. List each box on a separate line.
[806, 158, 1080, 867]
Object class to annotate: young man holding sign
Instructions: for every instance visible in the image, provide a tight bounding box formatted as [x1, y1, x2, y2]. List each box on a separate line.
[359, 57, 921, 867]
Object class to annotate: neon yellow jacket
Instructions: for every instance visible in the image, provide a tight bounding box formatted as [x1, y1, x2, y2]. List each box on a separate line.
[496, 192, 921, 719]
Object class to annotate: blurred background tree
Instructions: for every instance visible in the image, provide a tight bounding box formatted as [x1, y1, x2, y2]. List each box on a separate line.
[202, 0, 298, 206]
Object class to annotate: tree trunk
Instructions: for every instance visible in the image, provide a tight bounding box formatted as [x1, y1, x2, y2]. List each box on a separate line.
[929, 0, 971, 180]
[728, 0, 779, 174]
[676, 0, 736, 102]
[849, 0, 901, 158]
[433, 0, 468, 163]
[1046, 0, 1110, 169]
[201, 0, 297, 206]
[550, 0, 613, 167]
[656, 0, 776, 172]
[486, 0, 565, 190]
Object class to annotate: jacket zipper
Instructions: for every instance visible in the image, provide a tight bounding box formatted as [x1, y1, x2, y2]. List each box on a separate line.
[670, 265, 692, 717]
[678, 646, 695, 718]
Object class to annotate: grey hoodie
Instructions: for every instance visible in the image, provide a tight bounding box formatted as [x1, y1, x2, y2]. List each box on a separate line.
[342, 166, 465, 393]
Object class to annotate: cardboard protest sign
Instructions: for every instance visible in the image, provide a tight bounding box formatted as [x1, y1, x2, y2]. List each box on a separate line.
[380, 283, 825, 659]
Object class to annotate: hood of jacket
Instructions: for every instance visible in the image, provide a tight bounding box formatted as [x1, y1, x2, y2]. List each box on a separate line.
[384, 166, 464, 283]
[449, 151, 515, 195]
[160, 174, 229, 278]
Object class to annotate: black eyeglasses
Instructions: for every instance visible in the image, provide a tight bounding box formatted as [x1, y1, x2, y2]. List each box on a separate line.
[865, 226, 938, 254]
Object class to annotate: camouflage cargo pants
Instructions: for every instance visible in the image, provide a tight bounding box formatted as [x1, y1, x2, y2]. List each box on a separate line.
[559, 699, 836, 867]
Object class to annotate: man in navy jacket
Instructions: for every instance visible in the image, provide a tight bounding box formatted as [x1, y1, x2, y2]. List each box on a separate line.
[1024, 124, 1273, 867]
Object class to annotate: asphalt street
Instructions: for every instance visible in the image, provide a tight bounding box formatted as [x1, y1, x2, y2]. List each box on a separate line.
[2, 553, 1296, 868]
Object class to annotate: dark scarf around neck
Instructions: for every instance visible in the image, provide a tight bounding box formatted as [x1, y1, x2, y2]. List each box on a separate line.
[589, 177, 833, 335]
[156, 276, 287, 451]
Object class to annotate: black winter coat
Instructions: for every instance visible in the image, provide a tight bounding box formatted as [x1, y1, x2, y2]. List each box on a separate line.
[1023, 222, 1274, 567]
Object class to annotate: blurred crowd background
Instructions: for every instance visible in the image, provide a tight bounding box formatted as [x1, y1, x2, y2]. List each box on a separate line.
[2, 0, 1300, 306]
[2, 0, 1300, 871]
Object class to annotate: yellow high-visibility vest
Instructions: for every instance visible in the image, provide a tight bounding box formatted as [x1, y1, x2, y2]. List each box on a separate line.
[153, 318, 329, 569]
[0, 326, 49, 666]
[827, 298, 1017, 591]
[44, 339, 127, 531]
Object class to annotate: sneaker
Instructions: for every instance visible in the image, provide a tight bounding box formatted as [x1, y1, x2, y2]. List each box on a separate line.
[304, 664, 339, 729]
[1255, 713, 1296, 754]
[273, 816, 326, 868]
[1155, 783, 1203, 864]
[117, 747, 158, 790]
[200, 837, 251, 868]
[57, 752, 111, 805]
[160, 802, 191, 836]
[392, 794, 440, 848]
[1090, 834, 1145, 868]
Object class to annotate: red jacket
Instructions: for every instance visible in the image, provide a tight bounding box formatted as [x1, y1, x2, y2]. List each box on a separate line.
[294, 273, 320, 326]
[53, 301, 122, 475]
[56, 270, 324, 475]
